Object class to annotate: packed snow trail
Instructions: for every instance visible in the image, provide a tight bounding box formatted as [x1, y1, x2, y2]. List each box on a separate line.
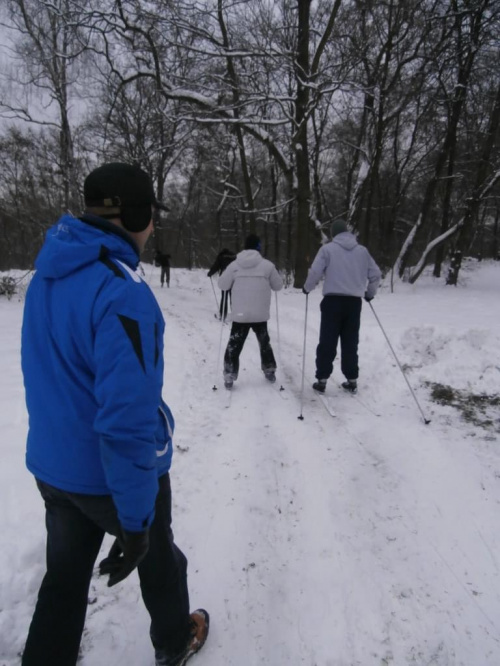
[1, 262, 500, 666]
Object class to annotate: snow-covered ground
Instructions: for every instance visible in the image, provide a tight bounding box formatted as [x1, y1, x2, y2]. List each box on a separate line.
[1, 259, 500, 666]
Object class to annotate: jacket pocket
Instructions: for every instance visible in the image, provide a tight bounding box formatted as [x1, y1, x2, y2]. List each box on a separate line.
[156, 399, 175, 457]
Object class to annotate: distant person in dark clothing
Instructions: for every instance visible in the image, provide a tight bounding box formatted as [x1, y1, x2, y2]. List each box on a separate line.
[207, 248, 236, 320]
[155, 252, 171, 287]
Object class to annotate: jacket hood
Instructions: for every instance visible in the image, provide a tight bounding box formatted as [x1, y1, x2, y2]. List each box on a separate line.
[236, 249, 262, 269]
[35, 213, 139, 279]
[332, 231, 358, 251]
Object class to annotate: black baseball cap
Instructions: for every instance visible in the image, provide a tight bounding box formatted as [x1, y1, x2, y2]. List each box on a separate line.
[84, 162, 169, 232]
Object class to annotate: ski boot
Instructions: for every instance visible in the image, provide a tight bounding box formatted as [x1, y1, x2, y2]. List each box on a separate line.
[264, 370, 276, 383]
[341, 379, 357, 394]
[312, 379, 327, 393]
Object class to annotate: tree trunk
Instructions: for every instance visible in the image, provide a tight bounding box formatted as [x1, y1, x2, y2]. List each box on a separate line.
[293, 0, 313, 287]
[433, 145, 457, 277]
[217, 0, 257, 233]
[271, 161, 280, 266]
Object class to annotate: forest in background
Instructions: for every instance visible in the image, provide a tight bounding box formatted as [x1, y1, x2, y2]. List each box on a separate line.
[1, 0, 500, 287]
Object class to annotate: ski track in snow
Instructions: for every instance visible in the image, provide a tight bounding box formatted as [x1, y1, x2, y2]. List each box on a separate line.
[1, 262, 500, 666]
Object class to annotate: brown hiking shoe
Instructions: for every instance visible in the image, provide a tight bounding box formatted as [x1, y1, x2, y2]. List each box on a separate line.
[185, 609, 210, 659]
[155, 609, 210, 666]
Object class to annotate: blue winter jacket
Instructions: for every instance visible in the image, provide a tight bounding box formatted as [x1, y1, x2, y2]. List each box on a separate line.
[21, 213, 174, 532]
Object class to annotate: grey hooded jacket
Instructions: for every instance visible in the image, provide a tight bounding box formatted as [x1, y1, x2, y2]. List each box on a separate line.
[218, 249, 283, 323]
[304, 232, 381, 298]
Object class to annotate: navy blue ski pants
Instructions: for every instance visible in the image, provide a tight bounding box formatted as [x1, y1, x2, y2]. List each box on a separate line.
[315, 295, 362, 381]
[22, 474, 190, 666]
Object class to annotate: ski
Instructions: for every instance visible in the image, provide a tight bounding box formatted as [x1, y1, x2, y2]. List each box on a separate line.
[310, 378, 380, 418]
[340, 389, 380, 417]
[318, 394, 336, 417]
[309, 378, 336, 417]
[353, 394, 380, 417]
[223, 386, 233, 408]
[311, 388, 336, 417]
[221, 379, 286, 407]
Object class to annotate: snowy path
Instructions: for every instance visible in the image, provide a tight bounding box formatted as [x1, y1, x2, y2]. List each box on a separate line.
[1, 263, 500, 666]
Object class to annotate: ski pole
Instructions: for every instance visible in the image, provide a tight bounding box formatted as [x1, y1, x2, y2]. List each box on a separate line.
[368, 301, 431, 425]
[212, 310, 226, 391]
[298, 294, 309, 420]
[275, 291, 282, 366]
[209, 276, 219, 310]
[274, 292, 285, 392]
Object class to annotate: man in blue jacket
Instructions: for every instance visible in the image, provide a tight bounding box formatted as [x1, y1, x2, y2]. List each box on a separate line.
[303, 219, 381, 395]
[21, 163, 209, 666]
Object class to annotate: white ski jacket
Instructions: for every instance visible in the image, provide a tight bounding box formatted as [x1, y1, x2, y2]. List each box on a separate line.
[218, 249, 283, 323]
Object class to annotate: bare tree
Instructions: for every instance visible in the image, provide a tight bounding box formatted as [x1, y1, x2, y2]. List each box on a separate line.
[1, 0, 92, 209]
[394, 0, 495, 280]
[2, 0, 500, 279]
[0, 126, 75, 268]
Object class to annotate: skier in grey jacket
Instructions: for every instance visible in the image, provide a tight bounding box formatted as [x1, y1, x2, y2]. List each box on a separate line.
[303, 219, 381, 395]
[218, 234, 283, 389]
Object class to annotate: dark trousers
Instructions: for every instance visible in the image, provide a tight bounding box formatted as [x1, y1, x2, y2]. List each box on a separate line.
[219, 290, 231, 319]
[315, 295, 362, 381]
[22, 474, 190, 666]
[161, 266, 170, 287]
[224, 322, 276, 380]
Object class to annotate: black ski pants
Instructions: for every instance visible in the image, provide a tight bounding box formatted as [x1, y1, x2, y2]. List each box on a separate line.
[224, 321, 276, 380]
[315, 295, 362, 381]
[161, 266, 170, 287]
[22, 474, 190, 666]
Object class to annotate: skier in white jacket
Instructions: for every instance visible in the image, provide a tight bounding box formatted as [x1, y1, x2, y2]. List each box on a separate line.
[303, 219, 381, 395]
[218, 234, 283, 389]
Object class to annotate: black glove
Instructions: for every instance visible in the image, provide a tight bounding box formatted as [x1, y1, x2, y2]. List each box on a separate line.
[302, 287, 309, 295]
[364, 292, 374, 302]
[99, 529, 149, 587]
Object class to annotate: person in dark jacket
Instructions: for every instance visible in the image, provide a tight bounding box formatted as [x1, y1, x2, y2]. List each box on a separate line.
[155, 251, 171, 287]
[20, 163, 209, 666]
[303, 219, 381, 395]
[219, 235, 283, 389]
[207, 248, 236, 320]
